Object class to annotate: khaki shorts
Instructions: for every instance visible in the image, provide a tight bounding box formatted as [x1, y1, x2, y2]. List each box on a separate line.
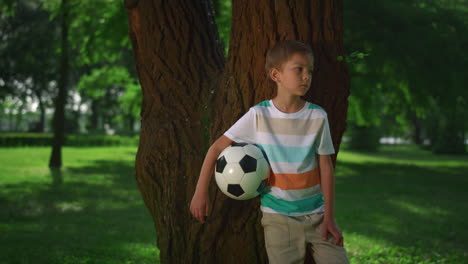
[261, 211, 350, 264]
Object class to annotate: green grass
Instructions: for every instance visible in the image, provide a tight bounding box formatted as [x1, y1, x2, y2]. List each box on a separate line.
[335, 144, 468, 264]
[0, 144, 467, 264]
[0, 146, 159, 264]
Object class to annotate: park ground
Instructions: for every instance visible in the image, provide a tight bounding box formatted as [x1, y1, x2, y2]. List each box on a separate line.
[0, 145, 467, 264]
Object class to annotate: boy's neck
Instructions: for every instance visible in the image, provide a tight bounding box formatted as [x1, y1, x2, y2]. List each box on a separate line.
[272, 96, 306, 113]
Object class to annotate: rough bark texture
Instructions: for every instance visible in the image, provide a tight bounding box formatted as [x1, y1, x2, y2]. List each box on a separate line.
[127, 0, 349, 263]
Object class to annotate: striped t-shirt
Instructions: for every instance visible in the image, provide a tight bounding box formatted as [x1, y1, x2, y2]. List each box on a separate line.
[223, 99, 335, 216]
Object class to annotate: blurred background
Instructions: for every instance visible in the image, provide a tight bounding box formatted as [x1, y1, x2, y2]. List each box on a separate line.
[0, 0, 467, 263]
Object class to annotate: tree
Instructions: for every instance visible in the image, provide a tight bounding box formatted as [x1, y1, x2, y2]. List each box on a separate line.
[0, 0, 58, 132]
[49, 0, 69, 168]
[126, 0, 349, 263]
[343, 0, 468, 153]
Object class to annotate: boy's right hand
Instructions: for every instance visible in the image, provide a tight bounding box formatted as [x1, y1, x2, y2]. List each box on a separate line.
[189, 191, 210, 224]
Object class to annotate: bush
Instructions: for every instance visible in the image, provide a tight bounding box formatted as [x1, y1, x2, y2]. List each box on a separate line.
[346, 124, 381, 152]
[0, 133, 139, 147]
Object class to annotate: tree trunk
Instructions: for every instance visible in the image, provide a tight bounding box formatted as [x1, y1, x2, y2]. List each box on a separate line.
[410, 111, 422, 145]
[128, 113, 134, 133]
[49, 0, 69, 168]
[88, 99, 99, 131]
[126, 0, 348, 263]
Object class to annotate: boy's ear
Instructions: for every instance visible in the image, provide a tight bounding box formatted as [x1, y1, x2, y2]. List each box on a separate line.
[269, 68, 280, 82]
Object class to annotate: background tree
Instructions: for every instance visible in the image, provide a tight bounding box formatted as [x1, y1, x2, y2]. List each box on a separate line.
[0, 0, 58, 132]
[126, 0, 348, 263]
[343, 0, 468, 154]
[48, 0, 69, 168]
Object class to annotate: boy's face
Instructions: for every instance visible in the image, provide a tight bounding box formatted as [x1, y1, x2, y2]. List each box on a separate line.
[270, 52, 314, 96]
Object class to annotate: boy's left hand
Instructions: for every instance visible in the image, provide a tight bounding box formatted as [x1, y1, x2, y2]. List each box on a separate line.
[321, 217, 344, 247]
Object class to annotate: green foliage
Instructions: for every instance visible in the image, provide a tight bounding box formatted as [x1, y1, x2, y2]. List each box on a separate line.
[116, 82, 142, 119]
[42, 0, 131, 66]
[214, 0, 232, 57]
[346, 124, 382, 152]
[77, 66, 132, 99]
[0, 0, 16, 17]
[425, 95, 467, 154]
[343, 0, 468, 152]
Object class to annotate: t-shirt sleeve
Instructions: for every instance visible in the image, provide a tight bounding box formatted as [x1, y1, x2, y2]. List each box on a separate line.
[315, 113, 335, 155]
[223, 107, 256, 144]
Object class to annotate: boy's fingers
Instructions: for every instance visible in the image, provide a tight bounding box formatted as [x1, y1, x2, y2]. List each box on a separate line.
[331, 230, 340, 243]
[199, 211, 205, 223]
[321, 230, 327, 240]
[332, 231, 343, 246]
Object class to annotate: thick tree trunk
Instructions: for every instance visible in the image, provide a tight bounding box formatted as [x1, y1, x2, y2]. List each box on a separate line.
[127, 0, 348, 263]
[49, 0, 69, 168]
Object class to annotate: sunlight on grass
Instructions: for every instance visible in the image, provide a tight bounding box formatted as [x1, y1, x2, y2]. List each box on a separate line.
[0, 146, 159, 264]
[335, 144, 468, 264]
[55, 201, 84, 213]
[346, 231, 465, 264]
[1, 145, 467, 263]
[388, 199, 450, 217]
[338, 144, 468, 167]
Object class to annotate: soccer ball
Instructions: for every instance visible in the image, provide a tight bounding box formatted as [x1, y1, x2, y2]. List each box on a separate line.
[215, 143, 270, 200]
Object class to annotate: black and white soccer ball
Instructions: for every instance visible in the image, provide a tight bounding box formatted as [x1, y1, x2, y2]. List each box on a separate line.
[215, 143, 270, 200]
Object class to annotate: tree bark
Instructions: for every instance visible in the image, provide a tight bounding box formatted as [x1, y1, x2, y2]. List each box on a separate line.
[49, 0, 69, 168]
[127, 0, 348, 263]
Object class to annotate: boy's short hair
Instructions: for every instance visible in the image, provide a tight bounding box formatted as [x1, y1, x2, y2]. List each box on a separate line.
[265, 40, 314, 86]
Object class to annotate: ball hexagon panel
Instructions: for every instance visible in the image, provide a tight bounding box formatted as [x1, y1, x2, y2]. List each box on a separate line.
[243, 144, 265, 160]
[227, 184, 245, 197]
[215, 171, 228, 192]
[216, 155, 227, 173]
[223, 146, 247, 163]
[239, 155, 257, 173]
[256, 158, 270, 180]
[240, 171, 262, 195]
[222, 163, 245, 184]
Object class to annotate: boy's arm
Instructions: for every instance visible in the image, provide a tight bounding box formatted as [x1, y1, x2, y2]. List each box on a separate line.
[318, 154, 344, 246]
[190, 135, 234, 223]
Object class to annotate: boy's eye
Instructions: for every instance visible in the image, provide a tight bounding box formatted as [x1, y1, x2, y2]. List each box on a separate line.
[297, 67, 313, 72]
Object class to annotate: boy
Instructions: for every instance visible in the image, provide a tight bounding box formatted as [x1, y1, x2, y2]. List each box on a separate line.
[190, 40, 349, 264]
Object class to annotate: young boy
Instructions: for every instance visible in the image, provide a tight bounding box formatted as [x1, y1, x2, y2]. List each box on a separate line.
[190, 40, 349, 264]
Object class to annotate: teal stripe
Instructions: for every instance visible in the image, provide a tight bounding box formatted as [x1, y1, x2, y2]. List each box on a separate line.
[256, 143, 315, 163]
[255, 100, 271, 107]
[260, 192, 324, 214]
[308, 103, 324, 110]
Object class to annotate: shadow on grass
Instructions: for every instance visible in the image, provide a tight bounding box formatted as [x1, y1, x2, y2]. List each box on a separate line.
[0, 159, 158, 264]
[334, 159, 468, 260]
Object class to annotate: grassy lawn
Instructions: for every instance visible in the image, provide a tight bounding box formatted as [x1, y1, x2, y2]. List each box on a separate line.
[0, 145, 467, 263]
[335, 144, 468, 264]
[0, 146, 158, 264]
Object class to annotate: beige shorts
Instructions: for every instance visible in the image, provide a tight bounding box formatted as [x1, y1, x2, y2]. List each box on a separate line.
[261, 211, 350, 264]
